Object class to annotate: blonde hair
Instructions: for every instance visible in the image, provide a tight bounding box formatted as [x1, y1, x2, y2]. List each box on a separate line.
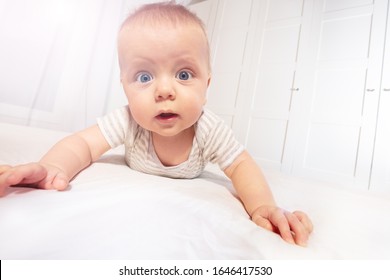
[118, 2, 210, 69]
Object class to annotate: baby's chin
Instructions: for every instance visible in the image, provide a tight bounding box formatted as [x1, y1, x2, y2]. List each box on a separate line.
[150, 125, 196, 138]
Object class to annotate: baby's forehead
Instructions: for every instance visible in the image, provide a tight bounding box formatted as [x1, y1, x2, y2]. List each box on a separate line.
[117, 22, 209, 56]
[117, 8, 211, 70]
[120, 17, 205, 37]
[118, 19, 209, 51]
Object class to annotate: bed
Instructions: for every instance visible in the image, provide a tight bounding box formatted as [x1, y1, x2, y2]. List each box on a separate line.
[1, 122, 389, 260]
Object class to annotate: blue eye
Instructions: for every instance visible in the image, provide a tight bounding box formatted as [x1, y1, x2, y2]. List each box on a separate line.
[136, 72, 153, 83]
[176, 70, 192, 80]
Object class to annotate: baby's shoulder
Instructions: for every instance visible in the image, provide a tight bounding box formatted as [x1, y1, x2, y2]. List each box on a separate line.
[195, 108, 229, 140]
[197, 108, 224, 128]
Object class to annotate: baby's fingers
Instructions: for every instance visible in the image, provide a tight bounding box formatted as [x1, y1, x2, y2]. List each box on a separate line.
[252, 207, 295, 245]
[39, 172, 69, 191]
[0, 165, 12, 175]
[252, 215, 275, 232]
[0, 163, 47, 196]
[0, 165, 12, 196]
[272, 211, 297, 245]
[5, 163, 47, 186]
[293, 210, 314, 233]
[284, 212, 309, 246]
[0, 165, 12, 188]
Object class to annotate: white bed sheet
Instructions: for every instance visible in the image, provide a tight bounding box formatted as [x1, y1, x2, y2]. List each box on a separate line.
[0, 122, 389, 259]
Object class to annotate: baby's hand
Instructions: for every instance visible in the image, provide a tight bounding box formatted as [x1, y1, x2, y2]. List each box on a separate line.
[0, 163, 69, 196]
[250, 205, 313, 246]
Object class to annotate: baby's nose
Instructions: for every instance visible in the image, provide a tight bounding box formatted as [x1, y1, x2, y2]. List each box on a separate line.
[155, 78, 176, 101]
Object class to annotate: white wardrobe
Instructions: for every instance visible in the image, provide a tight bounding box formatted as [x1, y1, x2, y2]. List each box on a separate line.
[191, 0, 390, 191]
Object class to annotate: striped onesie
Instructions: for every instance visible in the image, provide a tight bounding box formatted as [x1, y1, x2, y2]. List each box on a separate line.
[97, 106, 244, 179]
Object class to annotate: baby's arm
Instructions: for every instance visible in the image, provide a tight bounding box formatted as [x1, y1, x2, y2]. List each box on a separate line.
[0, 125, 110, 196]
[224, 150, 313, 246]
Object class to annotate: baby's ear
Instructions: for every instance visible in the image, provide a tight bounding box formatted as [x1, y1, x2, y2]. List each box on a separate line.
[207, 74, 211, 87]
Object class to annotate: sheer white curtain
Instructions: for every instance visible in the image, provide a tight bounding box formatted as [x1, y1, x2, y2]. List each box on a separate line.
[0, 0, 133, 132]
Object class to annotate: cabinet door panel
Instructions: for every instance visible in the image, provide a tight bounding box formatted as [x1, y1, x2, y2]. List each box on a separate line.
[246, 0, 307, 168]
[211, 26, 249, 114]
[267, 0, 304, 21]
[370, 94, 390, 191]
[319, 13, 372, 60]
[200, 0, 254, 127]
[208, 71, 240, 112]
[311, 68, 367, 124]
[261, 24, 301, 64]
[370, 2, 390, 192]
[304, 124, 360, 175]
[247, 119, 288, 164]
[324, 0, 373, 12]
[292, 0, 388, 188]
[253, 64, 295, 120]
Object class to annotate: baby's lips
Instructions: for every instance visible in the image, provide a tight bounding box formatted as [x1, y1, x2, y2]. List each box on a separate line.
[155, 111, 179, 120]
[159, 112, 178, 118]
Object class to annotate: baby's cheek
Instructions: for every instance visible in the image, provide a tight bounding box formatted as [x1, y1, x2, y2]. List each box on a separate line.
[129, 104, 148, 125]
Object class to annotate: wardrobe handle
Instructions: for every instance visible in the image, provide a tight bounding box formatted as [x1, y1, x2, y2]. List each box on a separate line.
[366, 89, 375, 92]
[384, 88, 390, 91]
[291, 88, 300, 91]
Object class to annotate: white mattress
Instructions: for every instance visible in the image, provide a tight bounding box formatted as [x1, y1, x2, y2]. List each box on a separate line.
[1, 122, 389, 259]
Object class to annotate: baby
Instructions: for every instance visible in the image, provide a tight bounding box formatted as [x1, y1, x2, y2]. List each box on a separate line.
[0, 3, 312, 246]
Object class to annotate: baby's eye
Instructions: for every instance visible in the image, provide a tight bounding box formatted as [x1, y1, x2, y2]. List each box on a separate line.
[136, 72, 153, 83]
[176, 70, 192, 81]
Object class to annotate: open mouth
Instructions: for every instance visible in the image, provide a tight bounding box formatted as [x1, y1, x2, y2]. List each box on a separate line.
[156, 112, 178, 120]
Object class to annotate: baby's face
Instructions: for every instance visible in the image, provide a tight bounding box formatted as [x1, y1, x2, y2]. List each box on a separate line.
[118, 22, 210, 138]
